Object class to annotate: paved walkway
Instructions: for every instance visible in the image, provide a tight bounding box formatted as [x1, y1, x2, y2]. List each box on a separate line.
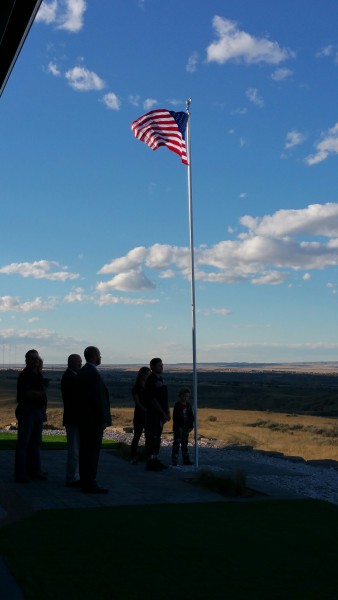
[0, 445, 319, 599]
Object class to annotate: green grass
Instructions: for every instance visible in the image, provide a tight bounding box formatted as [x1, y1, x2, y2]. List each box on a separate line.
[0, 433, 119, 450]
[1, 500, 338, 599]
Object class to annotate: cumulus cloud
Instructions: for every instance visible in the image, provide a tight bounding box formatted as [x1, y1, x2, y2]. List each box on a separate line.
[97, 268, 155, 292]
[285, 130, 306, 149]
[186, 52, 199, 73]
[207, 16, 293, 65]
[246, 87, 264, 107]
[0, 260, 79, 281]
[65, 66, 105, 91]
[36, 0, 86, 32]
[101, 92, 121, 110]
[143, 98, 158, 110]
[305, 122, 338, 165]
[64, 288, 89, 303]
[0, 296, 56, 313]
[271, 67, 293, 81]
[47, 62, 61, 76]
[128, 95, 140, 107]
[97, 203, 338, 289]
[96, 295, 159, 306]
[317, 45, 338, 64]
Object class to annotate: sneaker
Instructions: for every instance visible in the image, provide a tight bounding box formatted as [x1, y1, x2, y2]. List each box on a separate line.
[172, 461, 178, 467]
[130, 458, 138, 465]
[183, 459, 194, 466]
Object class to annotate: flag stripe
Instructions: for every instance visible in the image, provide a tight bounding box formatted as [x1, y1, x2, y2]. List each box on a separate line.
[131, 109, 189, 165]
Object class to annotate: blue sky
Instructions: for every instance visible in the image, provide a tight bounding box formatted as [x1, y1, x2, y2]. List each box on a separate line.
[2, 0, 338, 365]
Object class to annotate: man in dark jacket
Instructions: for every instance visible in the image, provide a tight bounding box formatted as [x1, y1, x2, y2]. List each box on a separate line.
[77, 346, 111, 493]
[14, 349, 47, 483]
[61, 353, 82, 487]
[144, 357, 170, 471]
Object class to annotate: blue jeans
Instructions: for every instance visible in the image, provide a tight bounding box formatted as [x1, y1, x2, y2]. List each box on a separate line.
[14, 404, 44, 479]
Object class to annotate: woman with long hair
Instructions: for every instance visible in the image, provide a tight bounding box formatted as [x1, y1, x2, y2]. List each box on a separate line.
[130, 366, 150, 464]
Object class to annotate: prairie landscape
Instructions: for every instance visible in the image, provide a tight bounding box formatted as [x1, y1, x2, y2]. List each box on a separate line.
[1, 363, 338, 461]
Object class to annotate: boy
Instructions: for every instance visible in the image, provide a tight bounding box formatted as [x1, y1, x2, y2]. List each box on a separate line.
[172, 388, 194, 466]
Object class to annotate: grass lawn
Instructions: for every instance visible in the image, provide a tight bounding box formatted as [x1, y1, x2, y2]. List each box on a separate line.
[0, 433, 118, 451]
[1, 500, 338, 599]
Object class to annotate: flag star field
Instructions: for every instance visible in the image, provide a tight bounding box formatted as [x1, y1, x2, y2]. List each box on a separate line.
[1, 0, 338, 365]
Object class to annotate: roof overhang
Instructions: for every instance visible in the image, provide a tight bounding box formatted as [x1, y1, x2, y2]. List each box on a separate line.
[0, 0, 43, 96]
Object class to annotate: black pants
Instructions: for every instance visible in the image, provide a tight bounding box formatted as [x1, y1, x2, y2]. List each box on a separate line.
[145, 411, 163, 459]
[14, 404, 44, 478]
[78, 423, 103, 488]
[172, 427, 190, 463]
[131, 409, 146, 459]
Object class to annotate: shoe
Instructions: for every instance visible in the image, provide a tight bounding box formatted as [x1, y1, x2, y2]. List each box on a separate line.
[81, 484, 108, 494]
[183, 459, 194, 466]
[15, 475, 30, 483]
[130, 458, 138, 465]
[172, 461, 178, 467]
[29, 472, 48, 480]
[66, 480, 82, 488]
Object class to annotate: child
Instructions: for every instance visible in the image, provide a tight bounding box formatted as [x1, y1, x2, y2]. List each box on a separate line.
[172, 388, 194, 466]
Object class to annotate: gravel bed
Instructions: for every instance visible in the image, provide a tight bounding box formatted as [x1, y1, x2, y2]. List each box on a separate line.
[3, 427, 338, 506]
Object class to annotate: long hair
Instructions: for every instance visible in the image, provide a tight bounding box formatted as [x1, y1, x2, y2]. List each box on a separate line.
[134, 366, 150, 389]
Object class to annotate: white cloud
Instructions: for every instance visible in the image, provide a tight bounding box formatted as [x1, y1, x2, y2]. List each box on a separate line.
[36, 0, 86, 32]
[128, 95, 140, 107]
[252, 272, 287, 285]
[186, 52, 199, 73]
[101, 92, 121, 110]
[96, 268, 155, 292]
[143, 98, 158, 110]
[36, 1, 58, 24]
[271, 67, 293, 81]
[47, 62, 61, 77]
[207, 16, 293, 65]
[0, 260, 79, 281]
[303, 273, 311, 281]
[246, 87, 264, 107]
[0, 296, 56, 313]
[285, 130, 306, 149]
[96, 295, 159, 306]
[64, 288, 89, 303]
[317, 45, 338, 64]
[65, 66, 105, 91]
[305, 122, 338, 165]
[198, 308, 231, 316]
[96, 203, 338, 289]
[159, 270, 175, 279]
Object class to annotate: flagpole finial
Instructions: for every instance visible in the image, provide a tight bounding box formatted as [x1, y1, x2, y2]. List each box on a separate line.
[186, 98, 192, 113]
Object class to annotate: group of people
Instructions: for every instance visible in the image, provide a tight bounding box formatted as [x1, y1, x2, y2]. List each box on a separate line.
[14, 348, 194, 494]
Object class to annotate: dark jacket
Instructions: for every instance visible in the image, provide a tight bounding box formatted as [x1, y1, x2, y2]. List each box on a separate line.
[17, 367, 47, 409]
[61, 368, 79, 426]
[173, 400, 194, 432]
[77, 363, 112, 427]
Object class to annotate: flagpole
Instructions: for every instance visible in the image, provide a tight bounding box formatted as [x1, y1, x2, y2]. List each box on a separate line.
[185, 98, 198, 470]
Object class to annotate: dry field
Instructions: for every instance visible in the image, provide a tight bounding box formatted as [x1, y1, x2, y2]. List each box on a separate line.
[1, 365, 338, 461]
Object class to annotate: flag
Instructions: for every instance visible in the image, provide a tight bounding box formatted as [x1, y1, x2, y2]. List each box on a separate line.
[131, 109, 189, 165]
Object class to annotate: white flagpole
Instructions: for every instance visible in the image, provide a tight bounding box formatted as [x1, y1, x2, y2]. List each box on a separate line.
[185, 98, 198, 469]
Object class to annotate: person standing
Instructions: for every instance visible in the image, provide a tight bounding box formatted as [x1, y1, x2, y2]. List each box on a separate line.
[171, 388, 194, 466]
[61, 354, 82, 487]
[130, 366, 150, 464]
[144, 357, 170, 471]
[14, 349, 48, 483]
[77, 346, 111, 493]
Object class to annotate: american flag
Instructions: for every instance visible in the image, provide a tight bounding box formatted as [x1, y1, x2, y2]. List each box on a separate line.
[131, 109, 189, 165]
